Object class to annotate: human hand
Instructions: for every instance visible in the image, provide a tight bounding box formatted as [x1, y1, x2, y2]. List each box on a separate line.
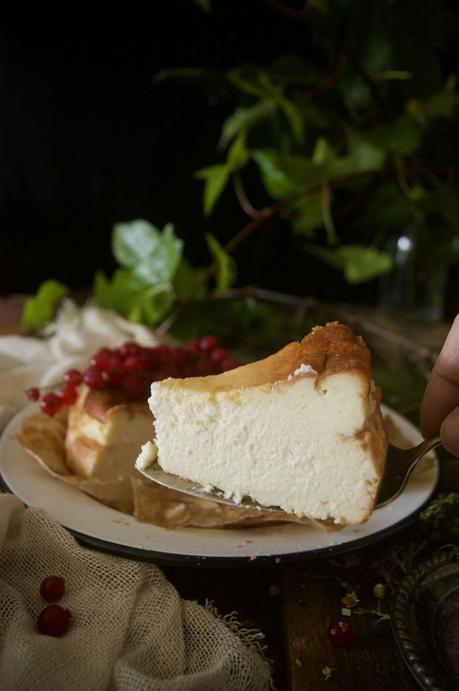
[421, 315, 459, 455]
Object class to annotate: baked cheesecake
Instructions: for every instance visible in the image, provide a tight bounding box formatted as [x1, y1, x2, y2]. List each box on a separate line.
[66, 385, 152, 481]
[146, 323, 387, 525]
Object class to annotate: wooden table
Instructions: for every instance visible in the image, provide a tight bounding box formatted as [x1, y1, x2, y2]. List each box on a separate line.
[1, 297, 457, 690]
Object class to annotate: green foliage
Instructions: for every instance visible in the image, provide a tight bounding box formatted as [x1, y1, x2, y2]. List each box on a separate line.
[307, 244, 394, 284]
[194, 164, 231, 216]
[94, 220, 184, 327]
[22, 280, 70, 329]
[206, 233, 236, 290]
[171, 0, 459, 288]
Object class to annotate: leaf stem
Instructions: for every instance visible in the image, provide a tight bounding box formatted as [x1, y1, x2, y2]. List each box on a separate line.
[232, 171, 263, 219]
[298, 53, 349, 105]
[321, 182, 338, 244]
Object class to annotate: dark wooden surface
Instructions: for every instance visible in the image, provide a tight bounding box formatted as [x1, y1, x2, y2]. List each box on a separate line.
[2, 297, 457, 691]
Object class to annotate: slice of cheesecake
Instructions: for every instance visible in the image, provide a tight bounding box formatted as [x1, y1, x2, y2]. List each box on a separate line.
[66, 385, 152, 481]
[147, 323, 387, 525]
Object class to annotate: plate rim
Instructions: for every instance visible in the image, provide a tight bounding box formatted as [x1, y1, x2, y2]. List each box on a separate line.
[0, 405, 441, 567]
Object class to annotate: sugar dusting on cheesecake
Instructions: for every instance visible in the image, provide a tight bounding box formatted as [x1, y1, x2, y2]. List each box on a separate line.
[287, 363, 317, 381]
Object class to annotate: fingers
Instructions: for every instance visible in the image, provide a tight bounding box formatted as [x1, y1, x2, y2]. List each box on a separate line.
[421, 314, 459, 438]
[440, 406, 459, 456]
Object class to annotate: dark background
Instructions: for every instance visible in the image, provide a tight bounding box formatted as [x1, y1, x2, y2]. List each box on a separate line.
[0, 2, 456, 310]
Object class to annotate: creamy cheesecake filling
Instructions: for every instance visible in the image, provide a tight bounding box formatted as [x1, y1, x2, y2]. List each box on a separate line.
[149, 371, 385, 524]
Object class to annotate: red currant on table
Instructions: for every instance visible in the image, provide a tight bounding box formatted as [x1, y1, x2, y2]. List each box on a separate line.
[40, 575, 65, 603]
[37, 604, 71, 637]
[26, 387, 40, 402]
[327, 620, 353, 647]
[40, 393, 63, 416]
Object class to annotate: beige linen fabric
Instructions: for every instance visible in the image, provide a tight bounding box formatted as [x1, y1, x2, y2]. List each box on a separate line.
[0, 304, 271, 690]
[0, 495, 270, 690]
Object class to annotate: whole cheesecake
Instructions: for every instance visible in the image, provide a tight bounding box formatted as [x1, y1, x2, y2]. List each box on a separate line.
[147, 323, 388, 525]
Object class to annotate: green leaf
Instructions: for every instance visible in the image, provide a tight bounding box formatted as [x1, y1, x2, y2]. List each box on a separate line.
[307, 244, 394, 283]
[218, 100, 276, 149]
[192, 0, 211, 11]
[113, 220, 183, 284]
[113, 219, 160, 267]
[173, 259, 208, 300]
[287, 194, 324, 237]
[376, 70, 412, 81]
[93, 269, 175, 327]
[312, 138, 334, 165]
[206, 233, 237, 290]
[22, 280, 70, 329]
[227, 68, 268, 100]
[195, 164, 231, 216]
[252, 149, 299, 199]
[347, 134, 386, 171]
[276, 94, 304, 144]
[127, 284, 175, 326]
[366, 116, 422, 158]
[227, 131, 250, 170]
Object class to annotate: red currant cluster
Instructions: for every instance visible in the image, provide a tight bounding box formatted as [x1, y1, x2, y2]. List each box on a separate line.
[26, 335, 240, 416]
[37, 576, 71, 637]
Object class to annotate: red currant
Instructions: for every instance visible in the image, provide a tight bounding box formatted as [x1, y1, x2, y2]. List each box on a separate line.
[155, 344, 171, 358]
[83, 368, 104, 390]
[121, 375, 146, 399]
[40, 393, 62, 416]
[327, 621, 353, 647]
[123, 355, 143, 372]
[37, 605, 71, 637]
[26, 387, 40, 402]
[59, 383, 78, 406]
[173, 348, 191, 369]
[90, 348, 112, 372]
[210, 347, 228, 364]
[187, 339, 201, 352]
[199, 335, 220, 352]
[118, 342, 141, 358]
[40, 575, 65, 603]
[105, 369, 124, 385]
[63, 369, 83, 386]
[220, 357, 240, 371]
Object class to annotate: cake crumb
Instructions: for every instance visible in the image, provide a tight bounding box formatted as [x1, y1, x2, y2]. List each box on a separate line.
[269, 584, 281, 597]
[321, 666, 334, 680]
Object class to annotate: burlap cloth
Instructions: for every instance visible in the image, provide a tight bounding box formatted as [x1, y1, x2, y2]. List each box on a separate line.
[0, 303, 271, 690]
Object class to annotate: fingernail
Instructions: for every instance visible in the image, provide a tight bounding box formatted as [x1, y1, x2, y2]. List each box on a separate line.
[440, 408, 459, 457]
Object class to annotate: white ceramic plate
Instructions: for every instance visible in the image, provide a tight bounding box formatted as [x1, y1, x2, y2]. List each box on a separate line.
[0, 404, 439, 565]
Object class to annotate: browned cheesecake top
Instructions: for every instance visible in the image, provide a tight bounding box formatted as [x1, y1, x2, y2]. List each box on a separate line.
[154, 322, 371, 395]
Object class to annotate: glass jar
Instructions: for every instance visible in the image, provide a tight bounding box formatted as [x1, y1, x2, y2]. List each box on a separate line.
[379, 230, 448, 322]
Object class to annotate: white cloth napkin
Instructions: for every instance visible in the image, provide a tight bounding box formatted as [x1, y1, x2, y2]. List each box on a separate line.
[0, 304, 271, 691]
